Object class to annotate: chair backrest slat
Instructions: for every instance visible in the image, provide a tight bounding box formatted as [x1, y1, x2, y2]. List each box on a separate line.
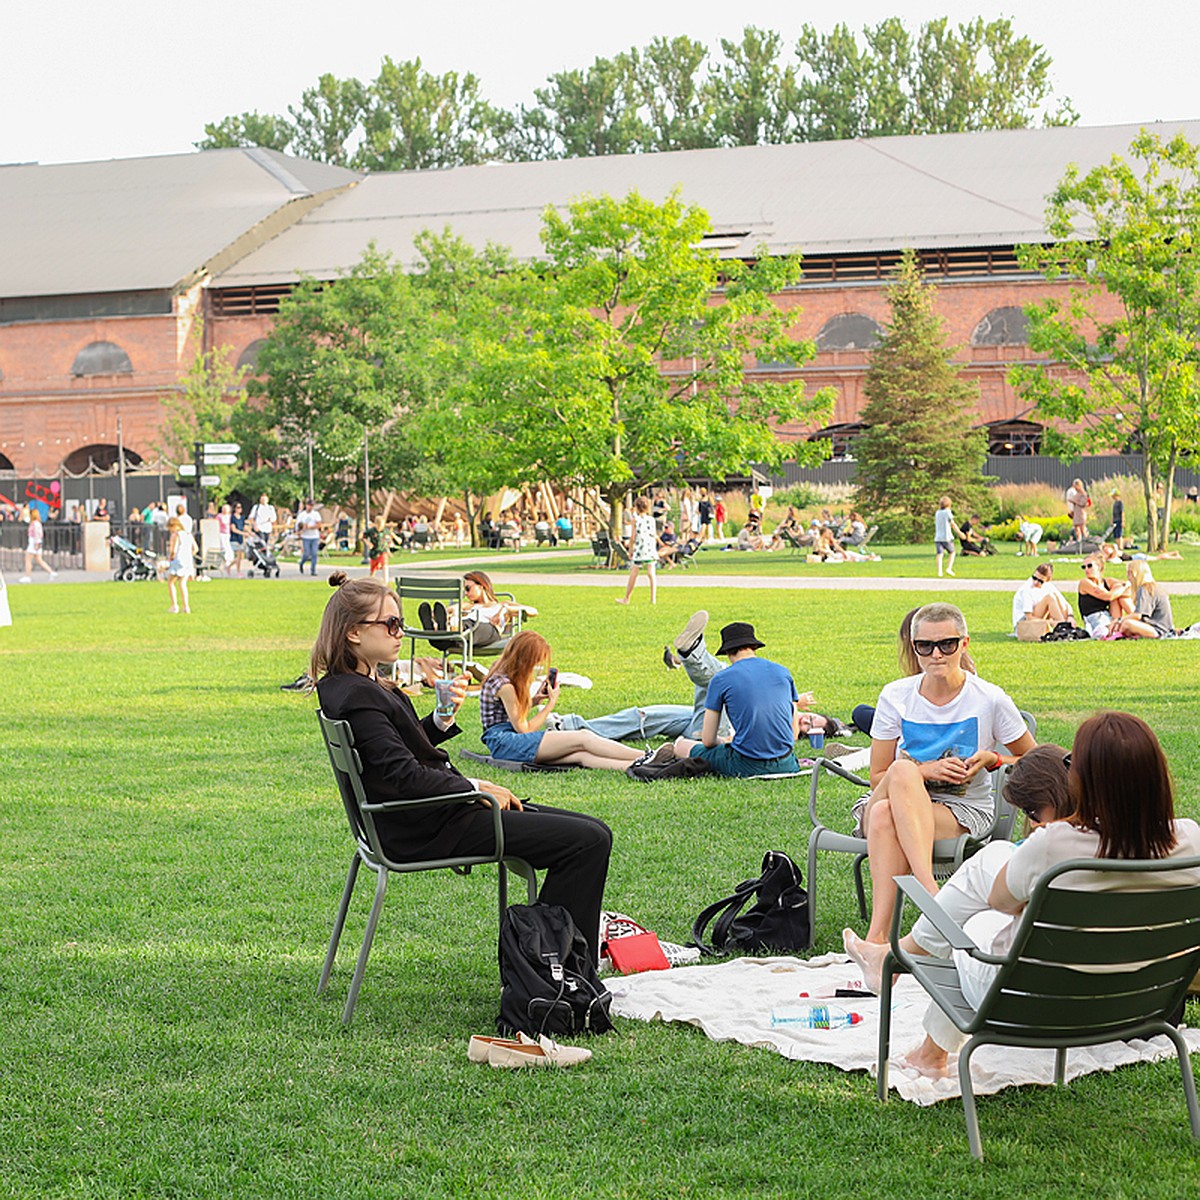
[1034, 882, 1200, 926]
[987, 975, 1194, 1033]
[318, 711, 373, 850]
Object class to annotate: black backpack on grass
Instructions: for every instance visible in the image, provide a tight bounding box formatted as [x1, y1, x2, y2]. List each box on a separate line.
[497, 903, 615, 1037]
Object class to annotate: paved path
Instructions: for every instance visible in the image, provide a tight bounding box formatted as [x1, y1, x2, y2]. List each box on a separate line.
[10, 547, 1200, 594]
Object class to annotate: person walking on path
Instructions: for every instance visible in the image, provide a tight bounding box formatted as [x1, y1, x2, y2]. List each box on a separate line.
[296, 498, 322, 576]
[165, 516, 196, 614]
[248, 493, 277, 546]
[934, 496, 962, 579]
[19, 510, 57, 583]
[616, 496, 659, 605]
[1066, 478, 1091, 544]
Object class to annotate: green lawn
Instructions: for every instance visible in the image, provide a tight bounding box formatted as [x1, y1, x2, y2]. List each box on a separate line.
[501, 540, 1200, 583]
[3, 579, 1198, 1197]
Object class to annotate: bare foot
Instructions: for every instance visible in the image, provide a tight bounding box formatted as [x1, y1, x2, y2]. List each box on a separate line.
[900, 1037, 951, 1079]
[614, 598, 630, 605]
[843, 928, 887, 994]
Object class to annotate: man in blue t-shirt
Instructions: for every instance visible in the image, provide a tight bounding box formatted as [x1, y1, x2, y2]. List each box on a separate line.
[672, 619, 800, 778]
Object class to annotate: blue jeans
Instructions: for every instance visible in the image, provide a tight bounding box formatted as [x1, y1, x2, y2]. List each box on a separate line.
[300, 537, 319, 575]
[556, 635, 731, 741]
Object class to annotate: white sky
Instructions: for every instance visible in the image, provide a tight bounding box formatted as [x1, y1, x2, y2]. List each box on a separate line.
[3, 0, 1197, 165]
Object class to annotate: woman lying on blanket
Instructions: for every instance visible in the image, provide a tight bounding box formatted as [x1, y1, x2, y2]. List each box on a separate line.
[846, 714, 1200, 1077]
[857, 603, 1036, 946]
[480, 631, 649, 771]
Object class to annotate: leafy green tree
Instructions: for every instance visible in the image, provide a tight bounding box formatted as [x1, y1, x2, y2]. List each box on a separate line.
[625, 36, 716, 152]
[707, 27, 795, 147]
[196, 111, 294, 153]
[357, 57, 498, 171]
[1011, 131, 1200, 551]
[440, 190, 833, 539]
[528, 56, 647, 159]
[288, 73, 369, 167]
[790, 17, 1074, 140]
[159, 332, 246, 462]
[854, 251, 989, 541]
[248, 246, 435, 508]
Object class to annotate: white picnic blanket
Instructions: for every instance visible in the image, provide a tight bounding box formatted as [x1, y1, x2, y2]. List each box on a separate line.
[607, 953, 1200, 1106]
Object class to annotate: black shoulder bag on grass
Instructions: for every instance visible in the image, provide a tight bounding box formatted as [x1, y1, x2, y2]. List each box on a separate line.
[691, 851, 811, 956]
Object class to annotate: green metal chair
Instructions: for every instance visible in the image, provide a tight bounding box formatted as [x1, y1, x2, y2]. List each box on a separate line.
[878, 856, 1200, 1160]
[394, 575, 520, 677]
[317, 711, 537, 1025]
[805, 711, 1036, 933]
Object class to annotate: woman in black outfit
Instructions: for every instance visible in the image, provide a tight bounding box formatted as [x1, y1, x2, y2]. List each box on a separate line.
[313, 572, 612, 964]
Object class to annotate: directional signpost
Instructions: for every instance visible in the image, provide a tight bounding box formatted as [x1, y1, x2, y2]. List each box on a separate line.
[188, 442, 241, 524]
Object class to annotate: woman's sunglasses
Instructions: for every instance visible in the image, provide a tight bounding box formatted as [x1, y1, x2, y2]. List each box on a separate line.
[913, 637, 962, 657]
[360, 616, 403, 637]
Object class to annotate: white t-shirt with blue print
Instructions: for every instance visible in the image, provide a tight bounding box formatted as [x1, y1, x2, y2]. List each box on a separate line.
[872, 673, 1026, 808]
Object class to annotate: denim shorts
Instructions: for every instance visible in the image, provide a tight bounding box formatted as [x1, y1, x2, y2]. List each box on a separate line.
[689, 742, 800, 778]
[481, 721, 545, 764]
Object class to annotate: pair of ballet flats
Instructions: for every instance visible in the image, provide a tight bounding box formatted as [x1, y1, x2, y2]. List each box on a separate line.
[467, 1031, 592, 1069]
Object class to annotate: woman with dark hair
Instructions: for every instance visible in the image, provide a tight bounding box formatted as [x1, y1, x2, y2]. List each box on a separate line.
[848, 713, 1200, 1077]
[313, 573, 612, 964]
[479, 631, 648, 770]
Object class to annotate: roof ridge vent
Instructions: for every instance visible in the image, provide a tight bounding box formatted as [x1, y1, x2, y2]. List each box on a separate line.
[243, 147, 311, 196]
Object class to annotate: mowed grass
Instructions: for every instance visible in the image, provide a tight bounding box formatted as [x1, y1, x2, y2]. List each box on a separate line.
[2, 578, 1199, 1198]
[505, 539, 1200, 583]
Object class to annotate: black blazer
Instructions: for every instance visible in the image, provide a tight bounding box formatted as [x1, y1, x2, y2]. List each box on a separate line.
[317, 670, 478, 859]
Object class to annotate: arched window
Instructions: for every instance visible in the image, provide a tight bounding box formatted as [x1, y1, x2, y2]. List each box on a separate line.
[971, 307, 1029, 346]
[71, 341, 133, 376]
[62, 444, 143, 473]
[808, 422, 869, 461]
[816, 314, 883, 351]
[237, 339, 267, 373]
[986, 419, 1042, 456]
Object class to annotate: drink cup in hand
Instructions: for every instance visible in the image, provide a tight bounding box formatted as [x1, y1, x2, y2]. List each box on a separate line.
[434, 678, 456, 720]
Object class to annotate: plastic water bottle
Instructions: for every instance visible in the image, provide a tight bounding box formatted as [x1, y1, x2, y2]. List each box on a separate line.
[771, 1004, 862, 1029]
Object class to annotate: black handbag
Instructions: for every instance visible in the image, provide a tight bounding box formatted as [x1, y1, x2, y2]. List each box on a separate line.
[691, 851, 811, 956]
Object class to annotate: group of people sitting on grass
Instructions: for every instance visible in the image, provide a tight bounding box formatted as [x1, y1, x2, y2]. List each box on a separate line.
[1012, 555, 1178, 640]
[311, 576, 1199, 1075]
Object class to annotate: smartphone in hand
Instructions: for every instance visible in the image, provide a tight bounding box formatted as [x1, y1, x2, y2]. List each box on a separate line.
[547, 667, 558, 687]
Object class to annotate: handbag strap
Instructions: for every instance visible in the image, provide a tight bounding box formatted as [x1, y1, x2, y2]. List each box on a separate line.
[690, 877, 761, 956]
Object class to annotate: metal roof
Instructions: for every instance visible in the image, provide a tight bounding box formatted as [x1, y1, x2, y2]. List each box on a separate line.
[0, 148, 360, 299]
[215, 120, 1200, 287]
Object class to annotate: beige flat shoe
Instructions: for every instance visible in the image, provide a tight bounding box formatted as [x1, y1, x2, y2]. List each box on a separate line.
[487, 1032, 592, 1069]
[467, 1034, 523, 1064]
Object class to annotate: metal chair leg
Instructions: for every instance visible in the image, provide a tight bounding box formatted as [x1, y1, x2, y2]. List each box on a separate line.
[806, 833, 821, 935]
[852, 853, 870, 921]
[1054, 1046, 1067, 1086]
[319, 854, 360, 995]
[959, 1039, 985, 1160]
[342, 866, 388, 1026]
[1166, 1024, 1200, 1138]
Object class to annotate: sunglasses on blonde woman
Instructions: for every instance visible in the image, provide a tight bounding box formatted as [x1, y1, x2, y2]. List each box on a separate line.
[912, 637, 962, 657]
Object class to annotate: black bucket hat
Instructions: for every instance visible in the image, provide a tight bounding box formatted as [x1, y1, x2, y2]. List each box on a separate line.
[716, 621, 766, 656]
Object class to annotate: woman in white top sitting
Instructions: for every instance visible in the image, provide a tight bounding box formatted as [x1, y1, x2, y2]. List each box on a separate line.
[858, 602, 1035, 945]
[847, 712, 1200, 1077]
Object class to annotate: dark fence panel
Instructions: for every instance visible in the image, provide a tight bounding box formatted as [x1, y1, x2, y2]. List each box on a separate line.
[767, 454, 1200, 492]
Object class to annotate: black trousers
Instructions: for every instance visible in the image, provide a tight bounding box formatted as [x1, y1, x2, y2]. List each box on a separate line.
[446, 803, 612, 965]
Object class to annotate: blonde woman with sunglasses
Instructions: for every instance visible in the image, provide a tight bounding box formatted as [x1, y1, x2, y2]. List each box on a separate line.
[856, 603, 1036, 945]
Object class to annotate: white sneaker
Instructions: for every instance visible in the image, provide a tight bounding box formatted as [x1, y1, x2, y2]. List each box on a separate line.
[674, 610, 709, 656]
[18, 576, 31, 583]
[49, 571, 59, 579]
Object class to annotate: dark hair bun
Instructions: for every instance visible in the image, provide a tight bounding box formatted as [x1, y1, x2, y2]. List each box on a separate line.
[328, 570, 349, 588]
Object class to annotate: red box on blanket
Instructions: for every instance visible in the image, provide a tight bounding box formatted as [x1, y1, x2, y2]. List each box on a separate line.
[607, 931, 671, 975]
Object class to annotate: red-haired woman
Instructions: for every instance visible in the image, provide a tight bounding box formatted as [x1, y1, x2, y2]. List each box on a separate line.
[480, 631, 649, 770]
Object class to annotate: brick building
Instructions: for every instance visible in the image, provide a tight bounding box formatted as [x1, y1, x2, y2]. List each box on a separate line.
[2, 120, 1195, 485]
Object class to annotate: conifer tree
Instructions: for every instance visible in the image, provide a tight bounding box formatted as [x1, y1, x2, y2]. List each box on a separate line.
[853, 251, 989, 541]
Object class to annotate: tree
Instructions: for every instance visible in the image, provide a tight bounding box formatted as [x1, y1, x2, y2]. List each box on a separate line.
[625, 36, 716, 152]
[528, 56, 647, 159]
[357, 57, 498, 171]
[248, 246, 437, 508]
[707, 27, 795, 147]
[1011, 131, 1200, 551]
[159, 332, 246, 462]
[288, 74, 369, 167]
[437, 190, 834, 540]
[790, 17, 1075, 141]
[854, 251, 989, 541]
[197, 111, 294, 153]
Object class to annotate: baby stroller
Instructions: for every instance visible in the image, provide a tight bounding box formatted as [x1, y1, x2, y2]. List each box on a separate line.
[109, 534, 158, 581]
[245, 533, 280, 578]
